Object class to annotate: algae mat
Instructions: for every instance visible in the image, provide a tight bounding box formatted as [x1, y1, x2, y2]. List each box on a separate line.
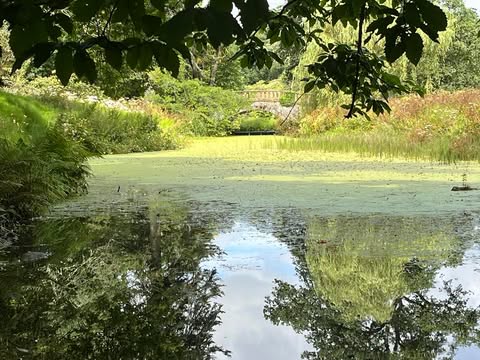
[64, 136, 480, 215]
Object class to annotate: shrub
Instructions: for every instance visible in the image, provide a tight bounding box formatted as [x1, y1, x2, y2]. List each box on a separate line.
[147, 70, 249, 136]
[238, 110, 278, 131]
[279, 92, 297, 107]
[0, 130, 91, 219]
[55, 102, 179, 154]
[0, 91, 94, 221]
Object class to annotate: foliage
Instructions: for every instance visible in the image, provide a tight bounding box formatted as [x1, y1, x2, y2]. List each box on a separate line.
[293, 0, 480, 113]
[279, 90, 480, 162]
[12, 74, 104, 99]
[6, 76, 182, 154]
[265, 276, 480, 359]
[51, 99, 179, 154]
[147, 70, 248, 136]
[0, 207, 228, 359]
[238, 110, 278, 132]
[0, 0, 448, 117]
[279, 91, 296, 107]
[265, 214, 479, 359]
[0, 129, 91, 219]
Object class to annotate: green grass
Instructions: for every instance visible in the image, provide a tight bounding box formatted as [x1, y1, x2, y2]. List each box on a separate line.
[289, 90, 480, 163]
[0, 91, 60, 144]
[272, 132, 475, 163]
[0, 91, 180, 223]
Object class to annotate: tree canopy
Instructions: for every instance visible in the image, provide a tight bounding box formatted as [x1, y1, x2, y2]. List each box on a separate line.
[0, 0, 449, 116]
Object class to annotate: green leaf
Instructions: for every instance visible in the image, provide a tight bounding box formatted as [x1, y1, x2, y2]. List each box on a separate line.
[126, 46, 140, 69]
[112, 0, 129, 22]
[105, 46, 123, 70]
[71, 0, 105, 22]
[417, 0, 448, 32]
[73, 50, 97, 83]
[404, 3, 421, 27]
[142, 15, 163, 36]
[153, 45, 180, 77]
[128, 0, 146, 30]
[55, 47, 74, 85]
[33, 43, 55, 68]
[47, 24, 63, 41]
[209, 0, 233, 13]
[304, 80, 316, 93]
[384, 29, 405, 63]
[207, 11, 235, 48]
[405, 32, 423, 65]
[240, 0, 269, 34]
[9, 21, 48, 58]
[268, 51, 284, 65]
[54, 13, 74, 34]
[150, 0, 166, 11]
[366, 16, 394, 34]
[381, 72, 401, 86]
[137, 44, 153, 71]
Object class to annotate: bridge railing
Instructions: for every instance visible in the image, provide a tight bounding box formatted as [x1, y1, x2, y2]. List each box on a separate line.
[237, 90, 302, 103]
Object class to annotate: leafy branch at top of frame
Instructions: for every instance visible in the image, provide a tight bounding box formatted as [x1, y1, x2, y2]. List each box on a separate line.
[0, 0, 448, 117]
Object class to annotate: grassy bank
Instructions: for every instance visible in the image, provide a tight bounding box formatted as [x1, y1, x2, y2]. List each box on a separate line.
[284, 90, 480, 163]
[0, 90, 181, 229]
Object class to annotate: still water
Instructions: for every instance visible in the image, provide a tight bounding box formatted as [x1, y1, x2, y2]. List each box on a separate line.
[1, 197, 480, 359]
[2, 138, 480, 359]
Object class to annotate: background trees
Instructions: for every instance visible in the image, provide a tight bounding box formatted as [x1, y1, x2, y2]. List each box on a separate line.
[0, 0, 452, 116]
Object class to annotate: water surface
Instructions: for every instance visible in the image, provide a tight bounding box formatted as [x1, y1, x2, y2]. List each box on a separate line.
[2, 137, 480, 359]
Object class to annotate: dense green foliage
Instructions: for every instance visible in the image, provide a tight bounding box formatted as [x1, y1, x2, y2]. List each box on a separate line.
[147, 70, 249, 136]
[0, 0, 450, 117]
[50, 99, 179, 154]
[0, 92, 91, 219]
[0, 205, 228, 359]
[238, 110, 278, 132]
[0, 90, 181, 224]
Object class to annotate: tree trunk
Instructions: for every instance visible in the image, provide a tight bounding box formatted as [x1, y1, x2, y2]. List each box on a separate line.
[189, 50, 204, 80]
[209, 46, 223, 86]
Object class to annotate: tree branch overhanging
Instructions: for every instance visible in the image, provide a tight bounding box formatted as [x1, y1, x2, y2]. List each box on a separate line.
[346, 3, 367, 119]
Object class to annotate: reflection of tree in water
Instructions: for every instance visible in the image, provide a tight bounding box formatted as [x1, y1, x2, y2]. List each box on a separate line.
[0, 203, 229, 359]
[265, 215, 480, 359]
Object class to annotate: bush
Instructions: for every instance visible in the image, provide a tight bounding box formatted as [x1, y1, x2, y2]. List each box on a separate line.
[54, 102, 179, 154]
[238, 110, 278, 131]
[279, 92, 297, 107]
[0, 128, 91, 219]
[147, 70, 249, 136]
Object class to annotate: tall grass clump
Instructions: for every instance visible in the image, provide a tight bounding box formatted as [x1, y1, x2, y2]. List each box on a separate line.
[0, 92, 92, 225]
[279, 90, 480, 162]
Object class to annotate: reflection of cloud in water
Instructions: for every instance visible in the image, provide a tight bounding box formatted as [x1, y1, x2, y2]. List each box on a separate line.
[431, 245, 480, 307]
[214, 271, 310, 360]
[204, 222, 310, 359]
[204, 222, 298, 278]
[430, 244, 480, 358]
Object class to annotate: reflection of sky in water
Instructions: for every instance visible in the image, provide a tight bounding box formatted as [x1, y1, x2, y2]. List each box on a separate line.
[203, 222, 310, 359]
[431, 244, 480, 359]
[203, 220, 480, 359]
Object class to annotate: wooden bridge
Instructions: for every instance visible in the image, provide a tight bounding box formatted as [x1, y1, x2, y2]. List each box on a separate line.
[238, 90, 302, 103]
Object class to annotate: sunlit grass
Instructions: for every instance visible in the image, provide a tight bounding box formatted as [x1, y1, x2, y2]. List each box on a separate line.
[271, 133, 479, 163]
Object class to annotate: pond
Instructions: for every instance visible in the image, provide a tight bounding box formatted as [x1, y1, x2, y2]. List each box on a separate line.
[2, 137, 480, 359]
